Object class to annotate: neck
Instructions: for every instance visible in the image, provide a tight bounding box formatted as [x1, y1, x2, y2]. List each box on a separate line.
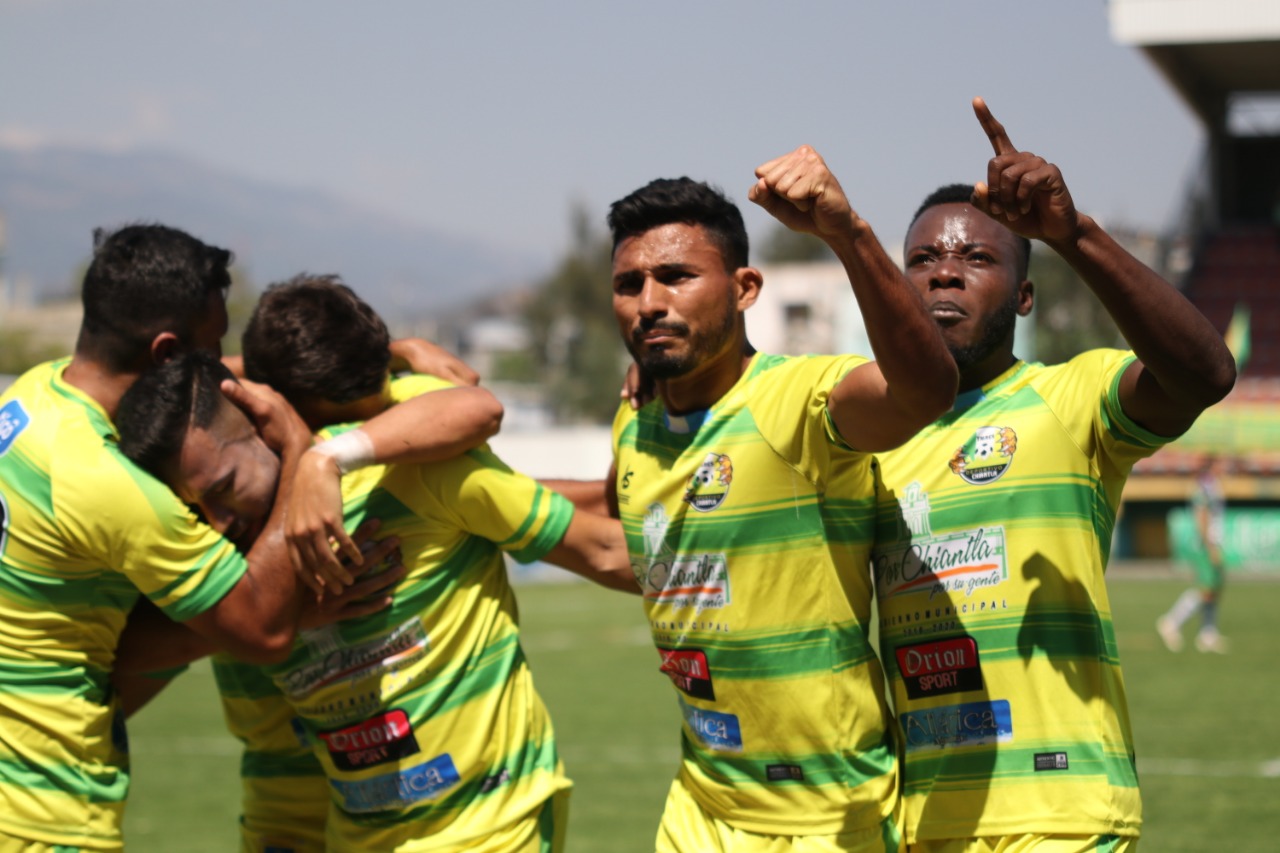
[61, 355, 139, 421]
[657, 343, 755, 416]
[957, 351, 1019, 393]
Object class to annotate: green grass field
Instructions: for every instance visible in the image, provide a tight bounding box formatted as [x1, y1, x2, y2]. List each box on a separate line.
[123, 574, 1280, 851]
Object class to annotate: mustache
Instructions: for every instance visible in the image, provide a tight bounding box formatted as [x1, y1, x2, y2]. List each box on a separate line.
[632, 319, 689, 343]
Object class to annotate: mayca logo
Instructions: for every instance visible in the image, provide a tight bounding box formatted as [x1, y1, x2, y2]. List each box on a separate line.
[684, 452, 732, 512]
[950, 426, 1017, 485]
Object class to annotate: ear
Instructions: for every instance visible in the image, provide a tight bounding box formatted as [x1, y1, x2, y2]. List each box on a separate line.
[734, 267, 763, 311]
[1016, 279, 1034, 317]
[150, 332, 181, 365]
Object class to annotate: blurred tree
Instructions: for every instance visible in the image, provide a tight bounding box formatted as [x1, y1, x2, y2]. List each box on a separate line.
[222, 266, 259, 355]
[522, 205, 630, 423]
[1027, 244, 1123, 364]
[757, 223, 835, 263]
[0, 327, 64, 375]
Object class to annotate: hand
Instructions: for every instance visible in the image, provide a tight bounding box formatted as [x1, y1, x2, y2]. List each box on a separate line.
[287, 449, 368, 591]
[620, 362, 655, 411]
[971, 96, 1079, 244]
[390, 338, 480, 386]
[748, 145, 856, 241]
[220, 378, 310, 455]
[300, 531, 406, 629]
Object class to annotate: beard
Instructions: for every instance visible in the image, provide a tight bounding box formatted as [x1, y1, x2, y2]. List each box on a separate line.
[948, 293, 1020, 372]
[626, 308, 737, 380]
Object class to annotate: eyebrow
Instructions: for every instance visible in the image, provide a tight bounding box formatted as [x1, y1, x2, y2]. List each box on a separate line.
[613, 262, 697, 283]
[907, 241, 1000, 255]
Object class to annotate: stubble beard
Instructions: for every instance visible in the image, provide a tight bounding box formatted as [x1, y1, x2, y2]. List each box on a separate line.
[948, 294, 1020, 373]
[628, 308, 738, 381]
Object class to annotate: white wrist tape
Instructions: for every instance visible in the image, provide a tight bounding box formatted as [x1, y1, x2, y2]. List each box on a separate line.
[311, 429, 375, 475]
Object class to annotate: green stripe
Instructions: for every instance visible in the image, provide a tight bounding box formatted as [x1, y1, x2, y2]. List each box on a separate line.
[241, 748, 325, 779]
[0, 658, 111, 702]
[682, 729, 895, 790]
[0, 563, 137, 611]
[212, 655, 281, 700]
[0, 446, 55, 517]
[692, 622, 877, 680]
[0, 753, 129, 803]
[507, 489, 574, 564]
[903, 741, 1137, 794]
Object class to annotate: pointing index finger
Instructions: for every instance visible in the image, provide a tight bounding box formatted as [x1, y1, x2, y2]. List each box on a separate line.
[973, 96, 1016, 157]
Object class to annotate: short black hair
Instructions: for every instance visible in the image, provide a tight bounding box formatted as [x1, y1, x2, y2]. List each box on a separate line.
[117, 350, 233, 479]
[241, 274, 390, 407]
[607, 178, 748, 270]
[909, 183, 1031, 279]
[78, 224, 233, 371]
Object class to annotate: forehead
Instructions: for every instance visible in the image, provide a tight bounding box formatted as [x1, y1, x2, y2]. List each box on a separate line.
[612, 222, 726, 273]
[172, 401, 252, 496]
[907, 203, 1018, 253]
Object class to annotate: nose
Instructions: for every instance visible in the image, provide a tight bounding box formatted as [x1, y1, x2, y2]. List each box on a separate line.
[637, 276, 668, 319]
[929, 255, 965, 290]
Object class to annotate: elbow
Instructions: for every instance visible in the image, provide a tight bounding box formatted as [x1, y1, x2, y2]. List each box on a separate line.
[481, 396, 505, 440]
[230, 626, 296, 666]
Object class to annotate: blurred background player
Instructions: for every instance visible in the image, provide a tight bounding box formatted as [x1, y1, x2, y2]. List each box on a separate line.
[870, 98, 1236, 852]
[1158, 454, 1231, 653]
[606, 148, 956, 851]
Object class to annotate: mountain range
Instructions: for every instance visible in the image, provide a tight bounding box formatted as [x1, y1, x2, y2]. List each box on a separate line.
[0, 146, 536, 321]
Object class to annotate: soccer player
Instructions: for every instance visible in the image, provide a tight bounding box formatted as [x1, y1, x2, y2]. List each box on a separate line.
[869, 98, 1236, 852]
[115, 333, 635, 850]
[606, 150, 958, 851]
[1157, 454, 1231, 653]
[0, 224, 313, 852]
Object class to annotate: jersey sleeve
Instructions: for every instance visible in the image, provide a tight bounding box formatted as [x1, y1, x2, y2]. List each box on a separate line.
[417, 447, 575, 565]
[749, 354, 869, 486]
[388, 373, 455, 402]
[62, 447, 247, 622]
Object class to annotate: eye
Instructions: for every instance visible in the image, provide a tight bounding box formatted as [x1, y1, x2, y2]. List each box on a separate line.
[907, 253, 933, 267]
[968, 252, 993, 264]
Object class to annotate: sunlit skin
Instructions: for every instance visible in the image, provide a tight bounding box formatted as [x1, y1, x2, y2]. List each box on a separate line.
[165, 398, 280, 550]
[611, 222, 760, 414]
[904, 202, 1033, 392]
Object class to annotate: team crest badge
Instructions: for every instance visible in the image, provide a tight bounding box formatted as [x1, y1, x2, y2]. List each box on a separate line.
[684, 452, 732, 512]
[949, 426, 1017, 485]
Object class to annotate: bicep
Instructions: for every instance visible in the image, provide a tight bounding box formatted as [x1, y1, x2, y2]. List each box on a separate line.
[1116, 360, 1202, 440]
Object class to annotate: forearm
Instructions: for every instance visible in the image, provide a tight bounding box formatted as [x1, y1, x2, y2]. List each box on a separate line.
[542, 478, 610, 516]
[350, 386, 503, 466]
[1049, 215, 1235, 408]
[115, 598, 217, 675]
[827, 218, 958, 420]
[114, 672, 179, 718]
[544, 512, 640, 595]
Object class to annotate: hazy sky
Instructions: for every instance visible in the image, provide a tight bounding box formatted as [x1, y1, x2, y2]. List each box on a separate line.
[1, 0, 1203, 269]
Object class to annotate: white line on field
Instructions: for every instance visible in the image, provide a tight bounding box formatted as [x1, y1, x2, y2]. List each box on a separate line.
[1139, 757, 1280, 779]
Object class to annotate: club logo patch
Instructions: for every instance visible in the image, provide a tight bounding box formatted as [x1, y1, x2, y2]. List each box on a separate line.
[900, 699, 1012, 753]
[895, 636, 983, 699]
[658, 647, 715, 700]
[684, 452, 732, 512]
[319, 708, 419, 771]
[950, 426, 1017, 485]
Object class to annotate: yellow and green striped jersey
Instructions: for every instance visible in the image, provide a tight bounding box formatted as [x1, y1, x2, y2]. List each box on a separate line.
[612, 352, 897, 836]
[0, 359, 247, 850]
[264, 435, 573, 852]
[872, 351, 1164, 842]
[211, 373, 455, 852]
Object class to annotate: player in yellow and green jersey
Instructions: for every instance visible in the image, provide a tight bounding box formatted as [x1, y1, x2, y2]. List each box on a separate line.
[115, 281, 636, 852]
[0, 224, 318, 852]
[604, 150, 958, 851]
[870, 99, 1236, 852]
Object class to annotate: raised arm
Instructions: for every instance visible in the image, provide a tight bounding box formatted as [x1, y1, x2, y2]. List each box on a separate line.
[970, 97, 1236, 436]
[750, 146, 957, 451]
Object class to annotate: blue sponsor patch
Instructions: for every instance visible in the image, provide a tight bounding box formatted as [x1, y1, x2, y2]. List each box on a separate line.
[330, 752, 460, 813]
[679, 697, 743, 753]
[900, 699, 1012, 753]
[0, 400, 30, 457]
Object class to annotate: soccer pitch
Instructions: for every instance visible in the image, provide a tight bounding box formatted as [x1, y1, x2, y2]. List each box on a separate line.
[123, 576, 1280, 851]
